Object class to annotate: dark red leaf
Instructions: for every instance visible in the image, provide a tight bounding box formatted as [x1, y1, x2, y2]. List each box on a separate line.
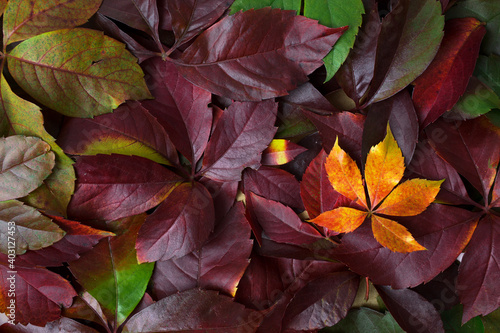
[280, 83, 339, 116]
[199, 177, 239, 221]
[413, 18, 486, 128]
[332, 204, 479, 288]
[426, 116, 500, 198]
[166, 0, 233, 49]
[246, 192, 323, 246]
[151, 202, 252, 298]
[62, 291, 107, 329]
[376, 285, 445, 333]
[173, 8, 347, 101]
[99, 0, 156, 35]
[457, 214, 500, 323]
[141, 58, 212, 164]
[136, 182, 215, 262]
[0, 263, 76, 326]
[242, 166, 304, 211]
[122, 289, 263, 333]
[68, 154, 183, 221]
[58, 100, 179, 166]
[362, 90, 419, 165]
[201, 100, 277, 181]
[0, 317, 99, 333]
[13, 215, 113, 267]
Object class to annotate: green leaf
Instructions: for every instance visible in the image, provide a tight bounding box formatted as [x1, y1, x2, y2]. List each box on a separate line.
[229, 0, 301, 14]
[481, 307, 500, 332]
[0, 75, 75, 215]
[324, 307, 404, 333]
[0, 200, 65, 255]
[304, 0, 364, 82]
[446, 0, 500, 56]
[451, 77, 500, 119]
[7, 28, 152, 118]
[68, 214, 154, 326]
[3, 0, 102, 45]
[474, 54, 500, 97]
[442, 305, 485, 333]
[0, 135, 55, 201]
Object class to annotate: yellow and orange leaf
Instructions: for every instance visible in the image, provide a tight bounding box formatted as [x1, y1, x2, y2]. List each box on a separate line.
[375, 178, 443, 217]
[325, 138, 367, 208]
[310, 207, 368, 233]
[364, 126, 405, 208]
[371, 215, 426, 253]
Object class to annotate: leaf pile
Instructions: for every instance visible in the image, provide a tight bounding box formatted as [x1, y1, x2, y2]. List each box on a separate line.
[0, 0, 499, 332]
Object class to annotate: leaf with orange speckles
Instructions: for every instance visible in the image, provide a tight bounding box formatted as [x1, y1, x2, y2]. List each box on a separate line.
[371, 215, 426, 253]
[310, 207, 367, 234]
[412, 18, 486, 128]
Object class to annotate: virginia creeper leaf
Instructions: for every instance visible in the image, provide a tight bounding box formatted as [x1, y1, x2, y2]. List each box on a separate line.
[412, 18, 486, 128]
[457, 214, 500, 323]
[199, 177, 239, 221]
[0, 200, 65, 255]
[474, 54, 500, 97]
[174, 8, 347, 101]
[128, 0, 163, 52]
[304, 0, 364, 81]
[136, 182, 215, 262]
[3, 0, 102, 45]
[68, 154, 183, 221]
[58, 100, 178, 165]
[371, 215, 426, 253]
[201, 100, 277, 182]
[69, 214, 154, 326]
[151, 202, 252, 299]
[0, 317, 101, 333]
[261, 139, 307, 166]
[99, 0, 152, 33]
[8, 28, 152, 117]
[311, 207, 368, 234]
[0, 75, 74, 215]
[0, 263, 76, 326]
[366, 0, 444, 104]
[141, 58, 212, 164]
[328, 307, 404, 333]
[0, 136, 55, 201]
[123, 289, 262, 332]
[450, 77, 500, 120]
[230, 0, 300, 14]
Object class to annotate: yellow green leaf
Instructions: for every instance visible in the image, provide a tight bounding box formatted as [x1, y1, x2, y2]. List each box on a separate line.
[310, 207, 368, 233]
[325, 137, 367, 208]
[371, 214, 426, 253]
[365, 126, 405, 208]
[375, 179, 444, 217]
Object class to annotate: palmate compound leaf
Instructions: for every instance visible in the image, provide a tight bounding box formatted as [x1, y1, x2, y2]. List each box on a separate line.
[311, 126, 443, 253]
[0, 136, 55, 201]
[173, 7, 347, 101]
[7, 28, 152, 118]
[3, 0, 102, 45]
[68, 214, 154, 327]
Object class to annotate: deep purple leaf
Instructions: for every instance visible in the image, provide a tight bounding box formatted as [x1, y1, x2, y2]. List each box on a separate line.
[198, 177, 239, 221]
[141, 58, 212, 164]
[68, 154, 183, 221]
[122, 289, 262, 332]
[280, 82, 339, 116]
[136, 182, 215, 262]
[201, 100, 277, 181]
[243, 166, 304, 211]
[0, 317, 99, 333]
[173, 8, 347, 101]
[151, 202, 252, 298]
[376, 285, 445, 333]
[99, 0, 155, 35]
[457, 214, 500, 323]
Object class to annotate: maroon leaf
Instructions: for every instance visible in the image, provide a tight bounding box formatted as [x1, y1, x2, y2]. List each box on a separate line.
[0, 263, 76, 326]
[457, 214, 500, 323]
[166, 0, 234, 50]
[246, 192, 323, 246]
[62, 291, 107, 329]
[136, 182, 215, 262]
[376, 285, 445, 333]
[412, 18, 486, 128]
[362, 90, 419, 165]
[201, 100, 277, 181]
[58, 100, 179, 166]
[280, 82, 339, 117]
[13, 215, 114, 267]
[122, 289, 263, 333]
[151, 202, 252, 298]
[141, 58, 212, 164]
[0, 317, 100, 333]
[426, 116, 500, 198]
[332, 204, 479, 288]
[282, 271, 359, 330]
[173, 8, 347, 101]
[68, 154, 183, 221]
[242, 166, 304, 211]
[199, 177, 239, 221]
[99, 0, 155, 35]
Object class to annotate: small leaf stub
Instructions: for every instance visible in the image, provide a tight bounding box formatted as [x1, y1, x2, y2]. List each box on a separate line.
[311, 126, 443, 253]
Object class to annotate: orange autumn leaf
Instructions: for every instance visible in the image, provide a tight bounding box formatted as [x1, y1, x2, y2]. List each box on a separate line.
[313, 126, 443, 253]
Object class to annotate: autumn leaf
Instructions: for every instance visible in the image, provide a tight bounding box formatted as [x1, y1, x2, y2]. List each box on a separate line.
[311, 125, 443, 253]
